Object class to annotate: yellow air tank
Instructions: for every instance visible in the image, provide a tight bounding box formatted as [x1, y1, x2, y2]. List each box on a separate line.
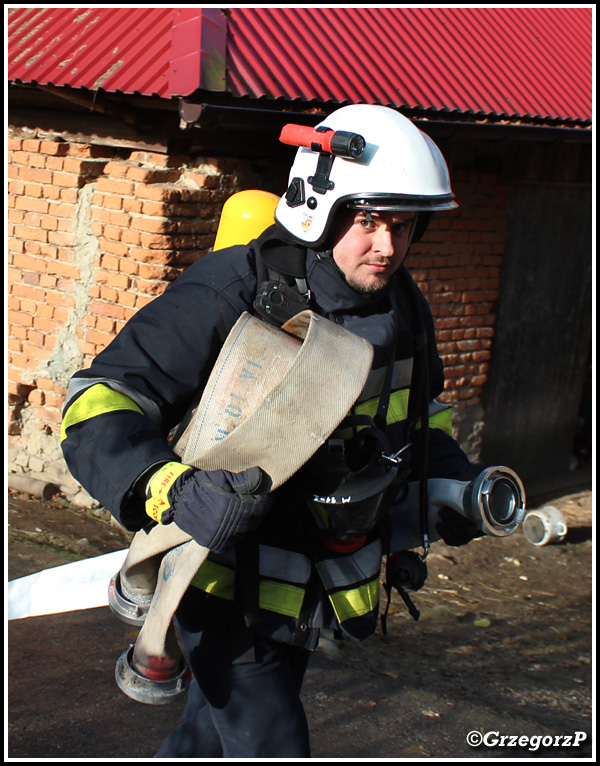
[213, 190, 280, 251]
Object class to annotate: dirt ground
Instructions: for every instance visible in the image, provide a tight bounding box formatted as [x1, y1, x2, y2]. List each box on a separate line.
[6, 478, 594, 761]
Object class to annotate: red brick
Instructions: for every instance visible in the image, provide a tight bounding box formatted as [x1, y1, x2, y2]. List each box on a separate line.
[125, 166, 180, 184]
[117, 291, 137, 308]
[45, 156, 65, 171]
[8, 310, 34, 329]
[28, 388, 45, 405]
[45, 291, 75, 308]
[103, 271, 131, 290]
[140, 200, 171, 217]
[103, 225, 123, 241]
[122, 197, 143, 214]
[11, 284, 46, 302]
[108, 210, 131, 227]
[89, 300, 127, 320]
[45, 260, 79, 279]
[98, 239, 131, 257]
[40, 407, 62, 424]
[59, 188, 78, 203]
[99, 286, 118, 302]
[14, 225, 49, 244]
[51, 307, 71, 323]
[119, 259, 140, 276]
[96, 316, 116, 333]
[52, 171, 80, 188]
[48, 201, 76, 219]
[121, 229, 142, 246]
[96, 177, 135, 196]
[8, 210, 24, 226]
[44, 392, 66, 409]
[39, 274, 58, 289]
[86, 327, 118, 347]
[40, 140, 70, 157]
[68, 143, 115, 159]
[134, 185, 182, 203]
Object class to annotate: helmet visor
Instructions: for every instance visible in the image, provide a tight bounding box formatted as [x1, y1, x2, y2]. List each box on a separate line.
[347, 193, 457, 213]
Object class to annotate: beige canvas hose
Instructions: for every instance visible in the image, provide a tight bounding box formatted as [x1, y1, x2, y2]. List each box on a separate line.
[111, 310, 374, 703]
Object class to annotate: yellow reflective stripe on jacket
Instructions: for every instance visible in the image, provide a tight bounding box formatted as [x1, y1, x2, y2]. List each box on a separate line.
[190, 559, 305, 618]
[259, 580, 305, 618]
[335, 391, 453, 438]
[427, 405, 453, 436]
[60, 383, 144, 442]
[334, 389, 410, 438]
[191, 559, 235, 600]
[328, 578, 380, 623]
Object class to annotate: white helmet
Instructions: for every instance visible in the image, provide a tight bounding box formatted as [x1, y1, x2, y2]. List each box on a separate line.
[275, 104, 457, 249]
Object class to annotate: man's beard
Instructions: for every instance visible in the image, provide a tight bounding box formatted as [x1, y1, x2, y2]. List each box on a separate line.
[344, 270, 393, 295]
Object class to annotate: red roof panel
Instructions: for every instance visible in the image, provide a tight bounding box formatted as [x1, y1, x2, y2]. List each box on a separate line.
[8, 7, 173, 97]
[225, 7, 592, 123]
[7, 6, 592, 124]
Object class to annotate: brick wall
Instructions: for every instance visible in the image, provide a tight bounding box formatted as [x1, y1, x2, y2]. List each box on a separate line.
[7, 129, 506, 505]
[410, 170, 508, 457]
[7, 130, 284, 504]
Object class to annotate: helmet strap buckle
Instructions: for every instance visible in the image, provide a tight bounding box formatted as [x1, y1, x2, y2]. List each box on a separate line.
[307, 153, 335, 195]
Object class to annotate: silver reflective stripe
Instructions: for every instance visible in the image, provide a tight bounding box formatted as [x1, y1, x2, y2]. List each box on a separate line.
[429, 399, 451, 416]
[65, 377, 163, 425]
[259, 545, 312, 584]
[315, 540, 382, 590]
[357, 359, 413, 403]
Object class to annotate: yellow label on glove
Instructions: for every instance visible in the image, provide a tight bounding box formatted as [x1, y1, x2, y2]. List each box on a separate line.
[145, 461, 193, 524]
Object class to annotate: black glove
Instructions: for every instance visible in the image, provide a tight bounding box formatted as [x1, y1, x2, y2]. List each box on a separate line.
[435, 506, 483, 546]
[145, 461, 273, 553]
[434, 462, 486, 546]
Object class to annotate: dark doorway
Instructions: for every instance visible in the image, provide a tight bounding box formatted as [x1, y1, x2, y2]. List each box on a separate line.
[481, 182, 592, 482]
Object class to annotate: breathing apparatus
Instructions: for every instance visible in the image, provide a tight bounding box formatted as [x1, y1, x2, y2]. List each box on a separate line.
[302, 418, 405, 552]
[213, 189, 280, 251]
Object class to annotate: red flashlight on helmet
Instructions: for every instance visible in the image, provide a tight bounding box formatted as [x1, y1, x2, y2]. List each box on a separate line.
[279, 124, 366, 159]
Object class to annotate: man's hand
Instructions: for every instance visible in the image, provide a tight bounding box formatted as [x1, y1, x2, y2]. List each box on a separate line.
[144, 461, 273, 553]
[435, 506, 483, 546]
[435, 462, 486, 546]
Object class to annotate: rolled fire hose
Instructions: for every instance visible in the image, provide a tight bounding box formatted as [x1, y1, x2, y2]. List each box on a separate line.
[111, 310, 374, 704]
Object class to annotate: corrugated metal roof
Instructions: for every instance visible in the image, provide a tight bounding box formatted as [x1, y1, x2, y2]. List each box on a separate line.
[7, 6, 592, 125]
[7, 7, 174, 97]
[225, 7, 592, 123]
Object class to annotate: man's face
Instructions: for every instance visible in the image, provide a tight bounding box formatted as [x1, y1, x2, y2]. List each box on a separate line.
[331, 209, 416, 294]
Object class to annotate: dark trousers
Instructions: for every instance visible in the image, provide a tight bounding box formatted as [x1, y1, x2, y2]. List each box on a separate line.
[155, 607, 311, 758]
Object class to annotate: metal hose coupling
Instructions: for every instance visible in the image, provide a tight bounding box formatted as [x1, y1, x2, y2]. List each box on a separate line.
[388, 465, 526, 551]
[463, 466, 526, 537]
[108, 570, 154, 626]
[428, 466, 526, 537]
[115, 640, 191, 706]
[108, 536, 195, 705]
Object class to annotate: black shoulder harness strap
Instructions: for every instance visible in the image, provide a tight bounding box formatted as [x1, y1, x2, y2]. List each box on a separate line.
[397, 265, 431, 556]
[251, 225, 311, 326]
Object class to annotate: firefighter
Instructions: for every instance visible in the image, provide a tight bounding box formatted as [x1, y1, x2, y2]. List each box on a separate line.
[61, 104, 480, 757]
